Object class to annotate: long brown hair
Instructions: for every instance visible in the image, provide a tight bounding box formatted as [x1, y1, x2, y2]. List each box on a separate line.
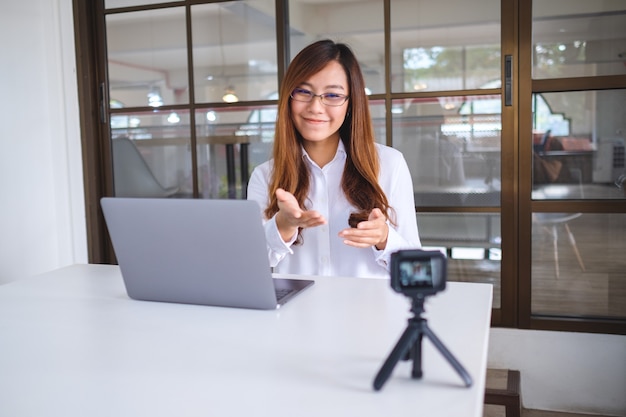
[265, 39, 392, 240]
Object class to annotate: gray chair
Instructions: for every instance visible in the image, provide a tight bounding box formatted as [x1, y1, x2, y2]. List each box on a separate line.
[112, 137, 178, 198]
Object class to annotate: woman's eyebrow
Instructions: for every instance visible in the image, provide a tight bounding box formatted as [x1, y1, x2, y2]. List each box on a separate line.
[298, 82, 346, 91]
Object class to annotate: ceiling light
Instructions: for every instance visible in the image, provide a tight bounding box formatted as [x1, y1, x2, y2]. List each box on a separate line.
[147, 86, 163, 107]
[222, 86, 239, 103]
[167, 112, 180, 124]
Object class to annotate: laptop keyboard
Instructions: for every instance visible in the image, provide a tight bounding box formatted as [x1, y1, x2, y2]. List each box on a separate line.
[275, 287, 295, 302]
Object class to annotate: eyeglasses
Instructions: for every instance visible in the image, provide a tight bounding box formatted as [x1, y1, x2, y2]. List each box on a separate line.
[290, 88, 349, 107]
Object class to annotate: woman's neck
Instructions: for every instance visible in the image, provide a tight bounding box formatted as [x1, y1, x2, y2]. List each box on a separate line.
[303, 136, 340, 168]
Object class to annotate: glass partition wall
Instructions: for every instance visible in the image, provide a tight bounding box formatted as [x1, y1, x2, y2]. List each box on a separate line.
[77, 0, 626, 334]
[106, 1, 278, 199]
[522, 2, 626, 329]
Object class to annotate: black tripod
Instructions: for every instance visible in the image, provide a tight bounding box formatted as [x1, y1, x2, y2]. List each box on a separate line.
[373, 294, 473, 391]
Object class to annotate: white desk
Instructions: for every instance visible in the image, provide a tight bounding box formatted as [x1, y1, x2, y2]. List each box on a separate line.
[0, 264, 492, 417]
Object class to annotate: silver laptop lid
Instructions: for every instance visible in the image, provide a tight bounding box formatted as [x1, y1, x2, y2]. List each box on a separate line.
[101, 197, 306, 310]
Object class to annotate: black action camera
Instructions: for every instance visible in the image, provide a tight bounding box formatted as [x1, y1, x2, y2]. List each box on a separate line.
[390, 249, 447, 297]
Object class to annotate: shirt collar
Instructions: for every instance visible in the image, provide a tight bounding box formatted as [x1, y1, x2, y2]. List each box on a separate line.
[301, 139, 347, 167]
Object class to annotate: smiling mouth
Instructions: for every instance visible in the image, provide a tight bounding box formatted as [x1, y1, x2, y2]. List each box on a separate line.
[303, 117, 327, 123]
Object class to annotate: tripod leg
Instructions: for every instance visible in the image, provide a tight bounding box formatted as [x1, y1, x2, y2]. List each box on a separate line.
[422, 324, 473, 387]
[373, 324, 418, 391]
[411, 331, 423, 379]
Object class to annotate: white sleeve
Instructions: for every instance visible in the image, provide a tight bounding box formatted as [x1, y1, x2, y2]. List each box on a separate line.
[247, 163, 296, 268]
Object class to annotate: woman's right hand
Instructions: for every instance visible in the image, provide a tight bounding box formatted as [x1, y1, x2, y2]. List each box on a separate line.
[275, 188, 326, 242]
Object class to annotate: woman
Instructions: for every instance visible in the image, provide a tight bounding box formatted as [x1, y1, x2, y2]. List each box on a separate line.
[247, 39, 420, 278]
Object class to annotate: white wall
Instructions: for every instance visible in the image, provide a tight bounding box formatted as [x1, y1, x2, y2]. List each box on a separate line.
[0, 1, 624, 416]
[0, 0, 87, 285]
[489, 328, 626, 416]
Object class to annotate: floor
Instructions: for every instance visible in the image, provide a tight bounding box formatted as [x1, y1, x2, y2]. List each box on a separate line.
[483, 405, 620, 417]
[443, 213, 626, 319]
[530, 213, 626, 318]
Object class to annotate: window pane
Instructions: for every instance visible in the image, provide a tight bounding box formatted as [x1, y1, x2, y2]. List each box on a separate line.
[532, 213, 626, 319]
[192, 1, 277, 103]
[288, 0, 385, 95]
[420, 213, 501, 309]
[531, 90, 626, 200]
[391, 0, 501, 93]
[107, 8, 189, 108]
[195, 106, 276, 199]
[532, 3, 626, 79]
[393, 97, 501, 207]
[110, 110, 192, 198]
[369, 99, 386, 145]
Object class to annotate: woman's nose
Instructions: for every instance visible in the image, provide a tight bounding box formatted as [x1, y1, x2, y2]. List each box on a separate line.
[307, 95, 325, 111]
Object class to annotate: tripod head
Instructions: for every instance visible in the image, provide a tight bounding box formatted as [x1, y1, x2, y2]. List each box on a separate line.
[408, 293, 428, 317]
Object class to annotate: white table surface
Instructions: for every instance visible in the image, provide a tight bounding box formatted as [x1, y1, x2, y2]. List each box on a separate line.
[0, 264, 492, 417]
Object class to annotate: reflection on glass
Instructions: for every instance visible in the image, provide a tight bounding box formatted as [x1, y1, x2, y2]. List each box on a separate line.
[369, 99, 386, 145]
[392, 96, 501, 207]
[400, 45, 501, 93]
[192, 1, 277, 103]
[288, 0, 385, 95]
[532, 90, 626, 200]
[532, 213, 626, 319]
[532, 3, 626, 79]
[391, 0, 500, 93]
[419, 213, 501, 308]
[194, 106, 277, 199]
[110, 110, 192, 198]
[106, 7, 188, 108]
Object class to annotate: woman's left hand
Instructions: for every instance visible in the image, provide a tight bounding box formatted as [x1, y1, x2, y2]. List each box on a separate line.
[339, 208, 389, 250]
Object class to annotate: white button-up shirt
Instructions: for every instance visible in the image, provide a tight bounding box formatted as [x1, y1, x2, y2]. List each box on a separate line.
[247, 141, 421, 279]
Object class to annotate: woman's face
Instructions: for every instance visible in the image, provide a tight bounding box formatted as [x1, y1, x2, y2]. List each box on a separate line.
[290, 60, 349, 145]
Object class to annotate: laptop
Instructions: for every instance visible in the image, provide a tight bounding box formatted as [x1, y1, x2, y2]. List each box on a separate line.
[100, 197, 314, 310]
